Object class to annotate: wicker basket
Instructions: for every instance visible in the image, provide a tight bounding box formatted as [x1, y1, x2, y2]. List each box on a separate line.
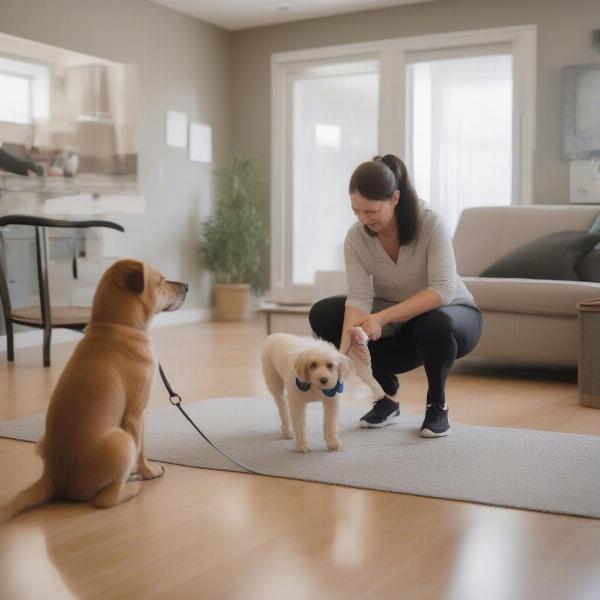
[577, 298, 600, 408]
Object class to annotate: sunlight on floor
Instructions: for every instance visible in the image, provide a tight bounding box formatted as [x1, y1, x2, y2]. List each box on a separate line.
[1, 524, 75, 599]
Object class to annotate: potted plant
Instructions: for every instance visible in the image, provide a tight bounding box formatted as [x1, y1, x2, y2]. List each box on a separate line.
[200, 148, 267, 321]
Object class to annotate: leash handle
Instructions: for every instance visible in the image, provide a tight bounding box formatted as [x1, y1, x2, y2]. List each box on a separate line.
[158, 363, 267, 476]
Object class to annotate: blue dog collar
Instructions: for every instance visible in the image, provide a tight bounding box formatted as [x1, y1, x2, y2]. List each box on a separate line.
[295, 378, 311, 392]
[295, 378, 344, 397]
[321, 380, 344, 397]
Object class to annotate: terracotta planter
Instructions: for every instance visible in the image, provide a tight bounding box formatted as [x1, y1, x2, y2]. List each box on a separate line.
[213, 283, 251, 321]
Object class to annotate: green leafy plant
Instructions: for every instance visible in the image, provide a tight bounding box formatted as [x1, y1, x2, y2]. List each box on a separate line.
[199, 148, 267, 290]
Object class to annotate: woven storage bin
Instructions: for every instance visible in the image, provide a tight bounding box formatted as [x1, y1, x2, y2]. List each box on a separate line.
[578, 298, 600, 408]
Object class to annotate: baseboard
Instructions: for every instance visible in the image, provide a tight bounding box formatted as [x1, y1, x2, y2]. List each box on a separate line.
[0, 308, 211, 354]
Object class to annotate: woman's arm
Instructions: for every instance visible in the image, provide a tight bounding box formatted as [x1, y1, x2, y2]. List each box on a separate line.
[341, 305, 367, 353]
[380, 287, 443, 324]
[354, 288, 443, 341]
[342, 226, 374, 350]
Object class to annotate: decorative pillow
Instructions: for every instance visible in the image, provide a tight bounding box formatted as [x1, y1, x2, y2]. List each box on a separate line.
[480, 231, 600, 281]
[577, 247, 600, 283]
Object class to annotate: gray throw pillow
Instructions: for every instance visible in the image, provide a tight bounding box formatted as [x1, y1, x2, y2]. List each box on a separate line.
[577, 248, 600, 283]
[480, 231, 600, 281]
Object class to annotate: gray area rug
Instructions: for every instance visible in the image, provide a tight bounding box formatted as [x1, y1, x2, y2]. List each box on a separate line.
[1, 397, 599, 519]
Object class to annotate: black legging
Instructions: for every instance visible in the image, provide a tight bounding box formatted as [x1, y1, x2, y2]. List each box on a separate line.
[309, 296, 483, 406]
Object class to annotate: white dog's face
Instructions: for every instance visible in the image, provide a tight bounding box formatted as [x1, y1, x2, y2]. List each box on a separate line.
[294, 343, 352, 392]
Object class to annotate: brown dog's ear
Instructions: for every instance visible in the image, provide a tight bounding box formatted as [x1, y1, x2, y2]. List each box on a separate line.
[114, 260, 145, 294]
[336, 353, 353, 381]
[293, 351, 311, 381]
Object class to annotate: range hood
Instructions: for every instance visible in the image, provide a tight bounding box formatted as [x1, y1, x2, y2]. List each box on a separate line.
[71, 63, 113, 125]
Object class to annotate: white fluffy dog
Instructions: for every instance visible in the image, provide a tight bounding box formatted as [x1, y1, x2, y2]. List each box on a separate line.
[261, 333, 352, 453]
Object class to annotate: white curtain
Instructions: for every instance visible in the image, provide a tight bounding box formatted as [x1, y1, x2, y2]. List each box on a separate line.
[410, 54, 513, 234]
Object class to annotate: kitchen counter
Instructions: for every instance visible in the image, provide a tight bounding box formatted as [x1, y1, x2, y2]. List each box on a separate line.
[0, 173, 144, 216]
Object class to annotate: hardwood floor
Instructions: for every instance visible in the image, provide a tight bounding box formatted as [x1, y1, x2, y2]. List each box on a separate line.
[1, 320, 599, 600]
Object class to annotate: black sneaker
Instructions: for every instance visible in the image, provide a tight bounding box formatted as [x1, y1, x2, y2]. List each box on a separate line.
[359, 397, 400, 428]
[420, 404, 450, 438]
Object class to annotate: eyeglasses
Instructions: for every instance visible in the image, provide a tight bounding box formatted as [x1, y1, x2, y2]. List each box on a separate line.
[351, 207, 383, 218]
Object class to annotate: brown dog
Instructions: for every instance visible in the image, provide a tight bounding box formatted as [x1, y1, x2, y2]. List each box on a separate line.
[1, 259, 187, 522]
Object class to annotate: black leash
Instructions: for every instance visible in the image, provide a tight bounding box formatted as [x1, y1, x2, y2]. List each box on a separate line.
[158, 363, 266, 476]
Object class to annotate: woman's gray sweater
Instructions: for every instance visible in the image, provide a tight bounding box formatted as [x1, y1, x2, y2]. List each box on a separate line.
[344, 203, 475, 316]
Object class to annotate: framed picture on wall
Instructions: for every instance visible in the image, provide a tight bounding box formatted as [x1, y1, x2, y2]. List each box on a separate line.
[563, 63, 600, 160]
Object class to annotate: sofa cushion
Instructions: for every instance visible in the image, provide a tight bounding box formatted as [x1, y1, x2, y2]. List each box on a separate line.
[577, 248, 600, 283]
[462, 276, 600, 317]
[453, 205, 600, 277]
[479, 231, 600, 281]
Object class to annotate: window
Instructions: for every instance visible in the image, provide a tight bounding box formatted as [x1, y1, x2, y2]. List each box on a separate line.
[291, 68, 379, 286]
[0, 56, 49, 124]
[272, 27, 536, 301]
[0, 72, 32, 124]
[408, 52, 514, 234]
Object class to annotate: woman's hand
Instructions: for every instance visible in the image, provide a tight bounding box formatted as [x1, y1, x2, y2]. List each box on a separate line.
[354, 312, 386, 342]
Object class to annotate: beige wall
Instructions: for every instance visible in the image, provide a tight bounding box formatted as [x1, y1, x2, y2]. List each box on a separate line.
[0, 0, 233, 308]
[231, 0, 599, 207]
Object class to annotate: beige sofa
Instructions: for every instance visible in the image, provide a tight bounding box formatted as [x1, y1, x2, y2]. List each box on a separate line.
[454, 205, 600, 366]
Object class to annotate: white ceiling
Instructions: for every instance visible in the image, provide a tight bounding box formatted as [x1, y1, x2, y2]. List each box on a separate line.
[150, 0, 438, 32]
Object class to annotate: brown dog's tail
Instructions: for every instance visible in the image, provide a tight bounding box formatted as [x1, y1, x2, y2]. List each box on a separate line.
[0, 477, 54, 524]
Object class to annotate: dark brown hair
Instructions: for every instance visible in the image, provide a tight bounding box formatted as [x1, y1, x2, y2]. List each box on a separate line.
[348, 154, 420, 245]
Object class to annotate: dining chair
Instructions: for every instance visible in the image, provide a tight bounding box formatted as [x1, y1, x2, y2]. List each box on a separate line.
[0, 214, 124, 367]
